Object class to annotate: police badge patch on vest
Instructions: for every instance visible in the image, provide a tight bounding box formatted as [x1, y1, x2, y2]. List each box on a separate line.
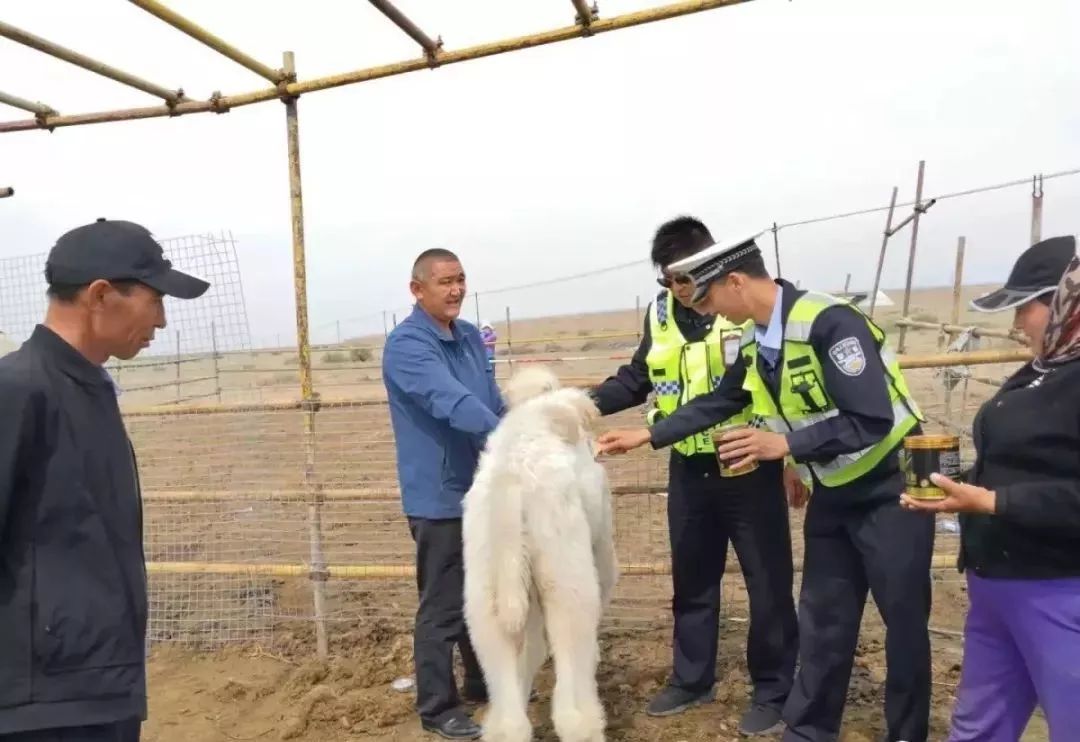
[722, 331, 742, 368]
[828, 336, 867, 376]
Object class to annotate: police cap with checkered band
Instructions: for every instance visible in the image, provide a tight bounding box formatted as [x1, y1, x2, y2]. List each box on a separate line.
[665, 229, 768, 304]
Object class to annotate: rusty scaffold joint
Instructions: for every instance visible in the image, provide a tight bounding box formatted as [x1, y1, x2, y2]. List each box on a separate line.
[572, 0, 600, 34]
[366, 0, 443, 67]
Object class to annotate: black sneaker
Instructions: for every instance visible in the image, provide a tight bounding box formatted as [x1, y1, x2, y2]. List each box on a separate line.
[645, 685, 716, 717]
[738, 703, 784, 735]
[420, 709, 482, 740]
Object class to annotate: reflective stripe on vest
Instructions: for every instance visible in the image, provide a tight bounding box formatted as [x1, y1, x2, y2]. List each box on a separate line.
[741, 291, 924, 487]
[645, 290, 751, 456]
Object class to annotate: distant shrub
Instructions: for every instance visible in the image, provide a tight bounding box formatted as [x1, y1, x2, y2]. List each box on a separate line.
[322, 351, 347, 364]
[350, 347, 372, 362]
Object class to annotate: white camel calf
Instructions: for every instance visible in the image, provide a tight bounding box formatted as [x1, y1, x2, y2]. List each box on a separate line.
[463, 366, 618, 742]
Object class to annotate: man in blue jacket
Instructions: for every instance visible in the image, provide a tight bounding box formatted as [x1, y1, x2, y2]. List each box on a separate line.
[382, 248, 505, 740]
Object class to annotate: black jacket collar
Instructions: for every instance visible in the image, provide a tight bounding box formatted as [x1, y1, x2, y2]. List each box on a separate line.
[28, 324, 112, 388]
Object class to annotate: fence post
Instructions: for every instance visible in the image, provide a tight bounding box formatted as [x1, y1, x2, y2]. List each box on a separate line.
[174, 331, 181, 401]
[635, 295, 641, 342]
[1031, 174, 1043, 245]
[898, 160, 927, 353]
[211, 321, 222, 404]
[944, 237, 966, 418]
[869, 186, 899, 319]
[383, 311, 389, 339]
[474, 293, 481, 326]
[505, 306, 514, 374]
[771, 222, 781, 278]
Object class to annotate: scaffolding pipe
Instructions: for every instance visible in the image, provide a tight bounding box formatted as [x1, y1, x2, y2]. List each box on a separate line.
[898, 160, 927, 353]
[127, 0, 285, 83]
[366, 0, 442, 58]
[0, 89, 56, 116]
[0, 187, 12, 198]
[868, 186, 897, 318]
[771, 221, 781, 278]
[146, 553, 959, 579]
[898, 348, 1030, 369]
[1030, 174, 1043, 245]
[0, 20, 184, 104]
[281, 50, 329, 660]
[0, 0, 752, 133]
[894, 319, 1024, 343]
[141, 484, 668, 503]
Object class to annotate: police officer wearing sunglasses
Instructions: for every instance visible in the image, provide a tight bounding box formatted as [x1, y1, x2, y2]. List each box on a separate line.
[598, 232, 935, 742]
[589, 217, 800, 735]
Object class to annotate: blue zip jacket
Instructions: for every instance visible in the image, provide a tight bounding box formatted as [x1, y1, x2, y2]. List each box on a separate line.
[382, 305, 505, 519]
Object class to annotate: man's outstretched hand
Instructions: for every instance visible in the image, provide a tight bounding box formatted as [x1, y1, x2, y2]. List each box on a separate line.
[596, 428, 652, 455]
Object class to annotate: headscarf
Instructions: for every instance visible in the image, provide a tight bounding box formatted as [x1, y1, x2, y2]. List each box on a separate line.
[1036, 254, 1080, 369]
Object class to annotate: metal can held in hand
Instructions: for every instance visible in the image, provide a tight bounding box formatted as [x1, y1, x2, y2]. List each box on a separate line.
[903, 434, 961, 501]
[712, 422, 759, 478]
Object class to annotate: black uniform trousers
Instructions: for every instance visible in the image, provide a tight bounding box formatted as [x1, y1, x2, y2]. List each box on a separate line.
[667, 452, 799, 710]
[0, 720, 140, 742]
[781, 495, 935, 742]
[407, 517, 486, 723]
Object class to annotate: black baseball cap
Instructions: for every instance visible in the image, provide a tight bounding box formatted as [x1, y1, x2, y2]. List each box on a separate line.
[970, 235, 1076, 313]
[45, 218, 210, 300]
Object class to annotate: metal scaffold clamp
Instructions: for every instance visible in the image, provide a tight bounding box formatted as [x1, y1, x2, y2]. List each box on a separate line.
[426, 36, 444, 69]
[935, 327, 978, 391]
[574, 1, 600, 35]
[164, 88, 187, 117]
[208, 91, 231, 115]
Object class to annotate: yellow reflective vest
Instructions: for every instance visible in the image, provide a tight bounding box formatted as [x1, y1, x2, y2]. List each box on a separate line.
[740, 291, 923, 487]
[645, 290, 752, 456]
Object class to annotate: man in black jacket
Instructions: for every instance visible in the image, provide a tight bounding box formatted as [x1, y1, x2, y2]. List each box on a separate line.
[590, 217, 800, 735]
[0, 219, 209, 741]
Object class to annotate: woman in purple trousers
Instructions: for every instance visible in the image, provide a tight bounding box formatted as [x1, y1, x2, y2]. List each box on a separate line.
[901, 234, 1080, 742]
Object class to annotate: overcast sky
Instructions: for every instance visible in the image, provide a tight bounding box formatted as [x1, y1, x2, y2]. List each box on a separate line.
[2, 0, 1078, 351]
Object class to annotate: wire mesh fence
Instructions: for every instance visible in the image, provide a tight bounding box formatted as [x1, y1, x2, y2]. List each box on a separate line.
[0, 230, 251, 360]
[132, 399, 673, 649]
[126, 327, 1023, 655]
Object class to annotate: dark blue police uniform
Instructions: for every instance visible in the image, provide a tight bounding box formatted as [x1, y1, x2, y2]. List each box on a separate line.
[592, 298, 798, 720]
[650, 279, 934, 742]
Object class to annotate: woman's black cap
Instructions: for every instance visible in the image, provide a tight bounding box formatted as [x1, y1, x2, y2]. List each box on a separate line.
[970, 235, 1076, 313]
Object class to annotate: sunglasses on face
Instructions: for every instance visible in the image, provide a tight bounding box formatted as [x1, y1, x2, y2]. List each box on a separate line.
[657, 272, 694, 289]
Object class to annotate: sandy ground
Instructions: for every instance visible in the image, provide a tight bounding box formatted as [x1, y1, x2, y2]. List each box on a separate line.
[141, 609, 1048, 741]
[112, 284, 1048, 741]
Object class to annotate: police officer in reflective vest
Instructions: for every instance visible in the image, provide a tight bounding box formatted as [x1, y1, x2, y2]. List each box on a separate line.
[590, 217, 800, 736]
[597, 232, 935, 742]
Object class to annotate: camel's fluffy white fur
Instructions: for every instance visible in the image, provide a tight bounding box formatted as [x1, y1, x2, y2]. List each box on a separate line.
[463, 366, 618, 742]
